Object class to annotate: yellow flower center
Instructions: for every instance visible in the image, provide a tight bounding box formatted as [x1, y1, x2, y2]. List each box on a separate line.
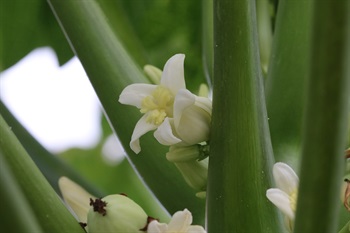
[140, 86, 174, 125]
[289, 189, 298, 212]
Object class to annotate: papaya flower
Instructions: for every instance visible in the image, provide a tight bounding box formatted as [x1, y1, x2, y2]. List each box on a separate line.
[147, 209, 206, 233]
[154, 89, 212, 146]
[119, 54, 186, 154]
[266, 162, 299, 232]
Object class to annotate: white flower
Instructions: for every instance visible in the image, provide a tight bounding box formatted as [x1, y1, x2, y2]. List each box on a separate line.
[119, 54, 186, 154]
[154, 89, 212, 146]
[147, 209, 206, 233]
[266, 162, 299, 232]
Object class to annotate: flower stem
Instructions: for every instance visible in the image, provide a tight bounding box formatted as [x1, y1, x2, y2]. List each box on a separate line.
[0, 114, 85, 233]
[293, 1, 350, 232]
[207, 0, 283, 231]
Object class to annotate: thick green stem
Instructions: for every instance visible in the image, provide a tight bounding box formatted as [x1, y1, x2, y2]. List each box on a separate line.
[293, 1, 350, 232]
[207, 0, 283, 232]
[0, 100, 103, 197]
[0, 154, 43, 233]
[0, 115, 85, 233]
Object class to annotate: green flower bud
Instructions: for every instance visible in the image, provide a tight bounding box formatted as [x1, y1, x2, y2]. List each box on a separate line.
[143, 64, 162, 84]
[166, 145, 208, 192]
[87, 194, 148, 233]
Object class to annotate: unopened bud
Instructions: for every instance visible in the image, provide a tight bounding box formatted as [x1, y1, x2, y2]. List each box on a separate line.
[87, 194, 148, 233]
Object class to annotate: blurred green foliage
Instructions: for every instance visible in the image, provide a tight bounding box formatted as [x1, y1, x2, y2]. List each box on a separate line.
[0, 0, 73, 70]
[1, 0, 205, 92]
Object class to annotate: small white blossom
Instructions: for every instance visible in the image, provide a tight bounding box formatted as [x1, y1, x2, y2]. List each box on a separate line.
[147, 209, 206, 233]
[119, 54, 186, 154]
[266, 162, 299, 232]
[154, 89, 212, 146]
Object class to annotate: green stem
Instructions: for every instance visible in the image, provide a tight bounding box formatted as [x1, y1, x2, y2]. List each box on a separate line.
[207, 0, 283, 232]
[0, 100, 103, 197]
[0, 114, 85, 233]
[0, 153, 43, 233]
[202, 0, 214, 86]
[256, 0, 273, 76]
[294, 1, 350, 232]
[339, 221, 350, 233]
[265, 0, 313, 163]
[47, 0, 205, 223]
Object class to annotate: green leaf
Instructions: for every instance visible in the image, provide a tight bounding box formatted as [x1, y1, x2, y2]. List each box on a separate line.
[0, 114, 85, 233]
[293, 1, 350, 232]
[207, 0, 283, 232]
[47, 0, 205, 223]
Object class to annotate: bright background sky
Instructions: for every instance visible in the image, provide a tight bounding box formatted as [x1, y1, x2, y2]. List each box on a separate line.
[0, 47, 125, 163]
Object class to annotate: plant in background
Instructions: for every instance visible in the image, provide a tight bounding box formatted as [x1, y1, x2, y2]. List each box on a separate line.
[0, 0, 349, 232]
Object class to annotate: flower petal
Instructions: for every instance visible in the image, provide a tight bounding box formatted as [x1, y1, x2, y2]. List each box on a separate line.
[173, 89, 211, 145]
[147, 221, 168, 233]
[273, 162, 299, 194]
[119, 83, 157, 108]
[167, 209, 192, 231]
[154, 117, 182, 146]
[266, 188, 295, 220]
[160, 54, 186, 94]
[187, 225, 207, 233]
[58, 177, 95, 223]
[130, 114, 157, 154]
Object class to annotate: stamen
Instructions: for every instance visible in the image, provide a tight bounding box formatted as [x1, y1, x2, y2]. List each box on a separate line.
[140, 86, 174, 125]
[289, 189, 298, 212]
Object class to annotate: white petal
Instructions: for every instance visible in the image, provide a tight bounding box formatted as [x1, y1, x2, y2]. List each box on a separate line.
[154, 118, 182, 146]
[160, 54, 186, 95]
[130, 114, 157, 154]
[58, 177, 95, 223]
[174, 89, 211, 145]
[168, 209, 192, 231]
[187, 226, 207, 233]
[147, 220, 168, 233]
[173, 89, 196, 127]
[266, 188, 295, 220]
[119, 83, 157, 108]
[273, 162, 299, 194]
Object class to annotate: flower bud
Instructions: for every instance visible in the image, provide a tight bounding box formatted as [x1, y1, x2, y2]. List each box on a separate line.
[87, 194, 148, 233]
[144, 65, 162, 84]
[166, 146, 208, 191]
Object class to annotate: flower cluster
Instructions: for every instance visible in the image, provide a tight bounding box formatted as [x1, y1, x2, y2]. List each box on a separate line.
[119, 54, 212, 194]
[59, 177, 206, 233]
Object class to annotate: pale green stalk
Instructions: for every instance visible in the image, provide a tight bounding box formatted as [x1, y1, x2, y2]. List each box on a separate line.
[294, 1, 350, 232]
[0, 114, 85, 233]
[207, 0, 283, 232]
